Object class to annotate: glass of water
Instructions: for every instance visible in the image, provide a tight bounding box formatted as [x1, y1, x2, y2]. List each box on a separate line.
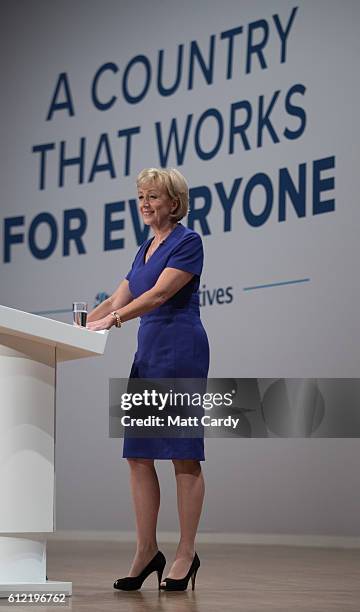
[73, 302, 88, 327]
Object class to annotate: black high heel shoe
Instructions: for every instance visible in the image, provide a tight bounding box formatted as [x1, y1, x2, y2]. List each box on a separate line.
[113, 550, 166, 591]
[160, 552, 200, 591]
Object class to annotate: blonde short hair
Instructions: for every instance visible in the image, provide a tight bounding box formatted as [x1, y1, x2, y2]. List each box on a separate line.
[136, 168, 189, 222]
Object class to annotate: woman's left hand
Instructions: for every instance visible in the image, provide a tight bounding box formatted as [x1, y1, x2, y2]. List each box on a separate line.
[86, 314, 114, 331]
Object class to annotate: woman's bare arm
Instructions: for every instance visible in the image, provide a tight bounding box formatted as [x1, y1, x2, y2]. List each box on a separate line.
[87, 279, 133, 323]
[86, 268, 193, 330]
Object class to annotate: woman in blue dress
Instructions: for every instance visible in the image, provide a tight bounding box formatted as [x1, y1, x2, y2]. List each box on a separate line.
[87, 168, 209, 591]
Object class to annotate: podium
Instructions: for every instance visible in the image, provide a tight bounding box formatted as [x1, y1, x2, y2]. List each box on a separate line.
[0, 305, 109, 598]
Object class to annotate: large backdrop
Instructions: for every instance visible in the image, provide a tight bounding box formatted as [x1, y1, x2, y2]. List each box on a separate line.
[1, 0, 359, 534]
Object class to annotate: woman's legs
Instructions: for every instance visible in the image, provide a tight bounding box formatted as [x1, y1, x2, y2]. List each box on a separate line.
[126, 458, 160, 576]
[160, 459, 204, 584]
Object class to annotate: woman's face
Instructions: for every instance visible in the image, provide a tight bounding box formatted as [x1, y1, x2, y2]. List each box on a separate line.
[137, 181, 176, 227]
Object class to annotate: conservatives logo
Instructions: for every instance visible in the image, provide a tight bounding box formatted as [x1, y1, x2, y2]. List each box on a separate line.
[93, 291, 110, 308]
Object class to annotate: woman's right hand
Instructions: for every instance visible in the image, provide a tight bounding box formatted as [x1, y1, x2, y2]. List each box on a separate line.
[87, 314, 115, 331]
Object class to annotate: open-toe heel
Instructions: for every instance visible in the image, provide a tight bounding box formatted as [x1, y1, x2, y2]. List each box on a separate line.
[160, 552, 200, 591]
[114, 550, 166, 591]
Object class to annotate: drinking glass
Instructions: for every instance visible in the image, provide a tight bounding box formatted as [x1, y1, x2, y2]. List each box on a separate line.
[73, 302, 88, 327]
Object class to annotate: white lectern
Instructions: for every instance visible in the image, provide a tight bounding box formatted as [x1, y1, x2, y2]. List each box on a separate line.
[0, 305, 109, 598]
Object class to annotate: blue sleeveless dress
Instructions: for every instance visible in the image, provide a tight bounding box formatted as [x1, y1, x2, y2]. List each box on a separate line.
[122, 222, 210, 460]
